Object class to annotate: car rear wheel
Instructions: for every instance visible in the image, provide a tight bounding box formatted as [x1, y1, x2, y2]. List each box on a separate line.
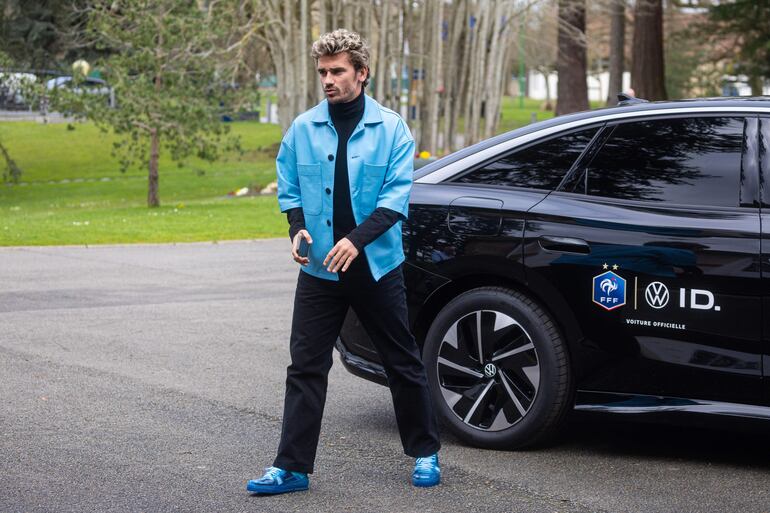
[423, 287, 572, 449]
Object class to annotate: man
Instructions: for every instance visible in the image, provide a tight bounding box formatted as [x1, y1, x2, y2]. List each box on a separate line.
[246, 29, 441, 495]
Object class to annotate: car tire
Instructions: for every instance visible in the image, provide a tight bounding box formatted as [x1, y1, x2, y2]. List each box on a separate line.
[423, 287, 572, 449]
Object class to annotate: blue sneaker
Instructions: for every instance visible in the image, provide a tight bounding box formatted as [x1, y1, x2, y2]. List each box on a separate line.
[412, 453, 441, 487]
[246, 466, 309, 495]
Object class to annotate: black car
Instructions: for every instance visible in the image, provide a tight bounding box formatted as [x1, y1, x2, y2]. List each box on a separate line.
[337, 97, 770, 449]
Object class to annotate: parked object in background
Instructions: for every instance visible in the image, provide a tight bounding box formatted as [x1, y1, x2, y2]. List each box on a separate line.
[0, 72, 37, 109]
[45, 76, 115, 108]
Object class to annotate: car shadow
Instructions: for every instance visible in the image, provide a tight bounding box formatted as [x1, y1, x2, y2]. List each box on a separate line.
[547, 412, 770, 468]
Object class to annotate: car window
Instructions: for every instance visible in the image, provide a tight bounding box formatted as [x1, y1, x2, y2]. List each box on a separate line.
[452, 127, 599, 190]
[581, 117, 745, 207]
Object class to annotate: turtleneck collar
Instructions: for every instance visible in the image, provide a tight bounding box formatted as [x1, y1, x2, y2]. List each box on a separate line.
[328, 88, 365, 123]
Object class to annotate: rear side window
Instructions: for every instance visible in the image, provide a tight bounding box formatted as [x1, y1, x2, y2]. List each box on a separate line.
[581, 117, 745, 207]
[452, 127, 599, 190]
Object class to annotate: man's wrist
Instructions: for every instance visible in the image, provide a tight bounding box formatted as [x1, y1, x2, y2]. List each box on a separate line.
[287, 207, 306, 241]
[289, 224, 306, 241]
[345, 234, 363, 252]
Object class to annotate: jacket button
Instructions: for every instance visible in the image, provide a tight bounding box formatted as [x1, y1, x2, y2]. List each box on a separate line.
[326, 219, 331, 226]
[328, 154, 334, 161]
[325, 188, 331, 194]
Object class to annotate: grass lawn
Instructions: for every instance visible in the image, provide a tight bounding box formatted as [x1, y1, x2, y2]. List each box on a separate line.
[0, 96, 603, 246]
[497, 96, 556, 133]
[1, 120, 286, 245]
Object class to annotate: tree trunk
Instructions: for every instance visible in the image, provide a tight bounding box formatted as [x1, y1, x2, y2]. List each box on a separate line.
[413, 0, 427, 150]
[331, 0, 341, 29]
[606, 0, 625, 105]
[631, 0, 666, 100]
[749, 72, 764, 96]
[317, 0, 328, 102]
[298, 0, 308, 113]
[424, 0, 443, 154]
[392, 4, 405, 112]
[484, 0, 509, 139]
[375, 0, 391, 104]
[555, 0, 588, 116]
[443, 0, 465, 153]
[490, 5, 516, 136]
[149, 18, 162, 208]
[271, 0, 296, 130]
[541, 68, 553, 110]
[343, 0, 353, 30]
[148, 128, 160, 207]
[319, 0, 327, 35]
[462, 1, 478, 147]
[363, 0, 373, 43]
[456, 0, 474, 149]
[468, 0, 491, 145]
[418, 0, 430, 148]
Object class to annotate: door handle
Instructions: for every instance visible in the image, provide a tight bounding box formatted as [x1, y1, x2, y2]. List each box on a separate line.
[538, 235, 591, 254]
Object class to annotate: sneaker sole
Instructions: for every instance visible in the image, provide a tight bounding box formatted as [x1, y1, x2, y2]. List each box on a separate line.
[246, 482, 309, 495]
[412, 477, 441, 488]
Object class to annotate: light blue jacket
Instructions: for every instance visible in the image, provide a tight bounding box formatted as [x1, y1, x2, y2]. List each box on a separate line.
[276, 94, 415, 282]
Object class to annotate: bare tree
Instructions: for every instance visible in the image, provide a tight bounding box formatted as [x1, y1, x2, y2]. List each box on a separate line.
[606, 0, 625, 104]
[257, 0, 320, 132]
[465, 0, 492, 144]
[374, 0, 391, 104]
[298, 0, 309, 113]
[631, 0, 667, 100]
[443, 0, 467, 152]
[517, 3, 558, 111]
[391, 1, 406, 113]
[555, 0, 589, 115]
[343, 0, 353, 29]
[256, 0, 535, 151]
[484, 1, 516, 139]
[421, 0, 444, 154]
[317, 0, 328, 102]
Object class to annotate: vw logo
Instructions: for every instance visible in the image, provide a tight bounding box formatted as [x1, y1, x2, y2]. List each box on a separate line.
[645, 281, 670, 309]
[484, 363, 497, 378]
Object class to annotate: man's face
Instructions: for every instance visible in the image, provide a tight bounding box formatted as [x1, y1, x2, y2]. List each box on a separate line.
[317, 52, 367, 104]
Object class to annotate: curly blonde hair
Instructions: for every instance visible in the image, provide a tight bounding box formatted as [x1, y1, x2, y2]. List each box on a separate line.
[311, 29, 371, 87]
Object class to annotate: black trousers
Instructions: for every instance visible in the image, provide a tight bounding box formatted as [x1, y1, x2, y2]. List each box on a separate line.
[273, 262, 441, 474]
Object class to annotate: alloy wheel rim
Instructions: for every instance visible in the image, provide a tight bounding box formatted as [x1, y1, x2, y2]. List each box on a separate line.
[436, 309, 540, 432]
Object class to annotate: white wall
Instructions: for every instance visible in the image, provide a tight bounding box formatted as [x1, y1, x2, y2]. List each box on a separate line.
[526, 71, 770, 100]
[527, 71, 631, 102]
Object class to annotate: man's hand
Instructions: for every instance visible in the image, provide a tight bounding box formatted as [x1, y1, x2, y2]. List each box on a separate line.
[291, 230, 313, 266]
[323, 237, 359, 273]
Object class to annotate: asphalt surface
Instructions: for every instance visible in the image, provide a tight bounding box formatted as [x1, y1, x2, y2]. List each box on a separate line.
[2, 240, 770, 513]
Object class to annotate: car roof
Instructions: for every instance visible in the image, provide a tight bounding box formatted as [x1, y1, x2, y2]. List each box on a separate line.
[414, 97, 770, 180]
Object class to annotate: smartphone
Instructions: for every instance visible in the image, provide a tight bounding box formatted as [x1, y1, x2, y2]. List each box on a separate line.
[298, 237, 310, 258]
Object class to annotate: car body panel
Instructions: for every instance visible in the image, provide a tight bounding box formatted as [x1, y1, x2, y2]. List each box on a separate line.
[338, 98, 770, 431]
[526, 193, 762, 404]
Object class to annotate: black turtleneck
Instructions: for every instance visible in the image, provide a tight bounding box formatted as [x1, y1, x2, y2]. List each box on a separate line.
[330, 88, 366, 243]
[286, 90, 405, 255]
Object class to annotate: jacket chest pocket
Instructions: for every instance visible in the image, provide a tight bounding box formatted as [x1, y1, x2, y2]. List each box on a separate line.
[297, 163, 322, 215]
[360, 163, 387, 215]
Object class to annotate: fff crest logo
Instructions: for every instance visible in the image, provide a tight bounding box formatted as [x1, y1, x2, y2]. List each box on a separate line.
[592, 270, 626, 311]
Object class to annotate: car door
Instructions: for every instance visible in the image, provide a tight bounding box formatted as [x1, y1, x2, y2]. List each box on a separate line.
[429, 123, 603, 270]
[525, 114, 763, 404]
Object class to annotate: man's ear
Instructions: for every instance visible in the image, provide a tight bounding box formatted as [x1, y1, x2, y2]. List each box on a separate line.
[359, 66, 369, 84]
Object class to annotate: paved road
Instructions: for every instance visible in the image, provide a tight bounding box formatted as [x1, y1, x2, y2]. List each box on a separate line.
[2, 241, 770, 513]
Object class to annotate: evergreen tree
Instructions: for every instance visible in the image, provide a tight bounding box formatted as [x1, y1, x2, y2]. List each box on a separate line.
[54, 0, 250, 207]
